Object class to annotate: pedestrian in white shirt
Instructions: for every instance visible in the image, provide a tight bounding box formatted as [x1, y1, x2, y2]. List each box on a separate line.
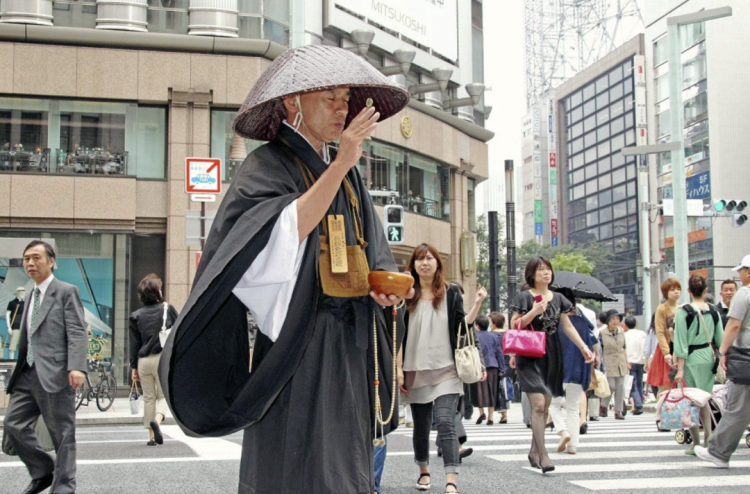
[623, 316, 646, 415]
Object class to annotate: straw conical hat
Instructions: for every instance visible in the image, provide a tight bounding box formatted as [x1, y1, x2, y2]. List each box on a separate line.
[233, 45, 410, 141]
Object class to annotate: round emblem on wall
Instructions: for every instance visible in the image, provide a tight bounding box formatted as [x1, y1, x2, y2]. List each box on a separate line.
[400, 116, 413, 138]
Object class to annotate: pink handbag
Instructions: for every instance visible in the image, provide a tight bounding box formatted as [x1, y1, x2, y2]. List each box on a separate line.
[502, 318, 547, 358]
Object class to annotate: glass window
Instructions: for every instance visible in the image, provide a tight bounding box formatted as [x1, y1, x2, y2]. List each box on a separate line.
[596, 92, 609, 110]
[597, 124, 610, 142]
[600, 206, 613, 223]
[570, 121, 583, 139]
[611, 152, 625, 170]
[238, 16, 262, 38]
[583, 115, 597, 133]
[655, 73, 670, 102]
[609, 83, 623, 102]
[654, 37, 669, 66]
[597, 107, 610, 127]
[264, 0, 289, 23]
[598, 156, 611, 175]
[584, 148, 597, 165]
[572, 184, 585, 201]
[587, 228, 599, 241]
[612, 167, 626, 185]
[53, 1, 97, 28]
[610, 133, 625, 154]
[238, 0, 261, 13]
[583, 83, 595, 101]
[570, 91, 583, 108]
[595, 75, 609, 94]
[614, 218, 628, 236]
[627, 180, 636, 197]
[569, 199, 585, 216]
[628, 198, 638, 215]
[599, 189, 612, 207]
[625, 129, 635, 146]
[599, 173, 611, 189]
[587, 211, 598, 227]
[570, 215, 586, 232]
[570, 106, 582, 124]
[626, 164, 636, 181]
[583, 99, 596, 118]
[656, 110, 671, 138]
[623, 76, 633, 96]
[600, 222, 612, 239]
[147, 2, 190, 35]
[586, 194, 598, 211]
[611, 98, 624, 118]
[624, 112, 634, 130]
[625, 95, 635, 113]
[610, 65, 623, 84]
[598, 140, 610, 158]
[613, 200, 627, 219]
[585, 163, 597, 180]
[585, 178, 597, 197]
[684, 91, 708, 126]
[210, 109, 263, 182]
[611, 117, 625, 135]
[613, 184, 627, 202]
[628, 214, 638, 232]
[680, 22, 705, 49]
[0, 97, 166, 178]
[571, 168, 585, 185]
[583, 131, 596, 149]
[571, 153, 584, 169]
[571, 137, 583, 155]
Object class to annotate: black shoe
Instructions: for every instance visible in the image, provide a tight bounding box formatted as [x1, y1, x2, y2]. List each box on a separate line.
[150, 420, 164, 445]
[527, 454, 540, 469]
[147, 439, 158, 446]
[437, 447, 442, 457]
[475, 414, 486, 425]
[580, 422, 588, 435]
[589, 416, 599, 422]
[21, 475, 53, 494]
[487, 420, 494, 426]
[459, 447, 473, 461]
[546, 421, 554, 431]
[633, 408, 644, 415]
[541, 463, 555, 474]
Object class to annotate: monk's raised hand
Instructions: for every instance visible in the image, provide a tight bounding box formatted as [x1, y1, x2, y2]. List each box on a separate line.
[336, 106, 379, 170]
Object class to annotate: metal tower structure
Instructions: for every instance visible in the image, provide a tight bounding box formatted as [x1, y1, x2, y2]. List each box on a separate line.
[524, 0, 644, 105]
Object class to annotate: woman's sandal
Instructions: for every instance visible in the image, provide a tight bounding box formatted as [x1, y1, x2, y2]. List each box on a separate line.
[445, 482, 458, 493]
[416, 473, 431, 491]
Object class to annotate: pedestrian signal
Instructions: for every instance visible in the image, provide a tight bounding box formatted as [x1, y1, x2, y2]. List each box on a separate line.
[384, 205, 405, 245]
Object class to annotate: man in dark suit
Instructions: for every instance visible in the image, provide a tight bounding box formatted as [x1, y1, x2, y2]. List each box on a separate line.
[4, 240, 87, 494]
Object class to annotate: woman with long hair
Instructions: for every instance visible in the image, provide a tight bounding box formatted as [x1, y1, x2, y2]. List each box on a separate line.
[398, 243, 486, 494]
[647, 279, 682, 401]
[129, 274, 179, 446]
[674, 274, 724, 454]
[509, 257, 593, 473]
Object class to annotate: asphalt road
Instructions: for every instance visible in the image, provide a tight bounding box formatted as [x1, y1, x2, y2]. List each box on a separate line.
[2, 407, 750, 493]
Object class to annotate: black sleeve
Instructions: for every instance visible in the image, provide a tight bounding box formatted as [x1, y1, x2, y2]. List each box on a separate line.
[509, 291, 532, 315]
[557, 293, 573, 314]
[168, 305, 180, 327]
[129, 313, 142, 369]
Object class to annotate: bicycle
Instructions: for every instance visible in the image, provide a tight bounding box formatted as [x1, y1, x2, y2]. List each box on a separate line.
[75, 360, 117, 412]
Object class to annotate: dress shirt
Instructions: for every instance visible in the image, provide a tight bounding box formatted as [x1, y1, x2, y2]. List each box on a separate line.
[29, 274, 55, 326]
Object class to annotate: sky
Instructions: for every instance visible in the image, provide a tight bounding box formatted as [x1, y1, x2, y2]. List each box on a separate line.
[475, 1, 526, 237]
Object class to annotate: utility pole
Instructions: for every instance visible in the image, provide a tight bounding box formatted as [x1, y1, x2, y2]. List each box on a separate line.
[488, 211, 500, 312]
[505, 160, 517, 324]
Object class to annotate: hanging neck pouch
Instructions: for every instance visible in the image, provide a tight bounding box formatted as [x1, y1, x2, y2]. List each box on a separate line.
[279, 136, 371, 297]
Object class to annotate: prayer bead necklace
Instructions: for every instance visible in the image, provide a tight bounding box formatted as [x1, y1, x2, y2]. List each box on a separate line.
[371, 303, 401, 446]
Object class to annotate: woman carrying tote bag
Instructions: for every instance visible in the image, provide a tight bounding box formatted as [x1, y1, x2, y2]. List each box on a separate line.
[397, 243, 486, 494]
[129, 274, 179, 446]
[508, 257, 594, 473]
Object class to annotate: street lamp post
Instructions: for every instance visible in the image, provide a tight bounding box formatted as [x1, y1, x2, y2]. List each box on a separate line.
[666, 6, 732, 303]
[504, 160, 516, 323]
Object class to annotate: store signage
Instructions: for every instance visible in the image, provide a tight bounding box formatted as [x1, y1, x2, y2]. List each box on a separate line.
[535, 223, 543, 235]
[662, 171, 710, 201]
[551, 236, 558, 247]
[533, 109, 540, 131]
[549, 153, 556, 168]
[330, 0, 458, 61]
[185, 158, 221, 195]
[551, 219, 558, 237]
[534, 178, 542, 199]
[534, 200, 543, 223]
[549, 169, 557, 185]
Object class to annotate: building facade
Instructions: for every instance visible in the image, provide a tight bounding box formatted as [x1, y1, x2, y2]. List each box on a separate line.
[644, 0, 750, 298]
[553, 35, 646, 314]
[0, 0, 490, 384]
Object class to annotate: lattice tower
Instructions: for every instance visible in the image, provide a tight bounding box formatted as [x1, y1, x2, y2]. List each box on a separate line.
[524, 0, 644, 106]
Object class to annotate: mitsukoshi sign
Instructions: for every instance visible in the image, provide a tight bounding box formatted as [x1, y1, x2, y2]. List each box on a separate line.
[334, 0, 458, 61]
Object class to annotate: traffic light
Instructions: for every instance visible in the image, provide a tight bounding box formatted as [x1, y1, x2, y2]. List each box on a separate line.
[383, 205, 404, 245]
[715, 199, 747, 226]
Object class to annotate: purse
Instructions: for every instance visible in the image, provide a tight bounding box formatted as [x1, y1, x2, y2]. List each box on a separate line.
[657, 380, 701, 430]
[129, 380, 143, 416]
[502, 317, 546, 358]
[158, 302, 171, 347]
[692, 303, 726, 384]
[455, 317, 483, 384]
[726, 346, 750, 385]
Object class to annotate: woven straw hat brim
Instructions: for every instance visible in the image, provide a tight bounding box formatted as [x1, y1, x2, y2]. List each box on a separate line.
[233, 45, 410, 141]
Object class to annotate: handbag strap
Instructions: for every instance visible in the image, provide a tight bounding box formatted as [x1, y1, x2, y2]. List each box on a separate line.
[665, 378, 687, 403]
[692, 303, 717, 354]
[161, 302, 169, 331]
[457, 317, 475, 349]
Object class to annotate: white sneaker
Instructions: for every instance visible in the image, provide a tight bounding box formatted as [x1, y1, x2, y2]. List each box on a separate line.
[557, 430, 571, 452]
[565, 445, 577, 455]
[694, 446, 729, 468]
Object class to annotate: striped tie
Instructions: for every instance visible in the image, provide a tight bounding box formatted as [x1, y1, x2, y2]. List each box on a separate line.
[26, 288, 40, 367]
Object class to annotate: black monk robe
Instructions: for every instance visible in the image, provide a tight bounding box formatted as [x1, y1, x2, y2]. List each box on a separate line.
[159, 124, 405, 494]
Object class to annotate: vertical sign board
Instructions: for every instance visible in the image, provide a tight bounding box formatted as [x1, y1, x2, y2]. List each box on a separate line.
[185, 158, 222, 195]
[634, 55, 648, 147]
[548, 98, 558, 247]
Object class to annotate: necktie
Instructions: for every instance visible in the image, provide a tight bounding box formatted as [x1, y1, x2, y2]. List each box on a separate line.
[26, 287, 40, 367]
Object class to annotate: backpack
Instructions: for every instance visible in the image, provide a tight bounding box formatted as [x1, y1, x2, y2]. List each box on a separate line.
[681, 304, 720, 336]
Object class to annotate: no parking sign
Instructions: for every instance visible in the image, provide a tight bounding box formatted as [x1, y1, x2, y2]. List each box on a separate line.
[185, 158, 221, 195]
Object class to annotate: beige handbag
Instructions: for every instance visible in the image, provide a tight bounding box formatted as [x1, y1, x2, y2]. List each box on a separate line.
[455, 317, 483, 384]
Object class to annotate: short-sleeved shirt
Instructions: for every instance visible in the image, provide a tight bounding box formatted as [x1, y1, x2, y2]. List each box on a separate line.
[728, 285, 750, 350]
[509, 291, 573, 334]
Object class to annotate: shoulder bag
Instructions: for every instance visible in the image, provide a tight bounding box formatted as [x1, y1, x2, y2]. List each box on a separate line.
[158, 302, 172, 347]
[502, 316, 546, 358]
[692, 304, 726, 384]
[726, 346, 750, 385]
[455, 317, 483, 384]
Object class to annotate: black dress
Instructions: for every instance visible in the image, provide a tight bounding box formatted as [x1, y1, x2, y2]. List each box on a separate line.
[509, 291, 572, 398]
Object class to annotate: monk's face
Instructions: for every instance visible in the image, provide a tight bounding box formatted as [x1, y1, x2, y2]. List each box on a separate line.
[286, 88, 351, 146]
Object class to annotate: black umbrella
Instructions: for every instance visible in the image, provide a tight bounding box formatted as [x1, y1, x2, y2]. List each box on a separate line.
[551, 271, 617, 302]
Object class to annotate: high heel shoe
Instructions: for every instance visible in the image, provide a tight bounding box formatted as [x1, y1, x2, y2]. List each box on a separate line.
[546, 421, 554, 431]
[475, 414, 486, 425]
[527, 454, 540, 469]
[541, 463, 555, 474]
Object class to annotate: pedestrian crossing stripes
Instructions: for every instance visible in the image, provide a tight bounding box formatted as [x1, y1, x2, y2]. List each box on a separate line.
[393, 413, 750, 491]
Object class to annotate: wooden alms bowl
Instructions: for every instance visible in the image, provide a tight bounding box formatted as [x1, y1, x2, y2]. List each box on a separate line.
[368, 271, 414, 298]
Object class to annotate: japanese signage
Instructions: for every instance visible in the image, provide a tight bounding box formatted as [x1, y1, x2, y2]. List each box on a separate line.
[551, 219, 558, 237]
[534, 200, 543, 223]
[330, 0, 458, 61]
[185, 158, 221, 195]
[662, 171, 711, 201]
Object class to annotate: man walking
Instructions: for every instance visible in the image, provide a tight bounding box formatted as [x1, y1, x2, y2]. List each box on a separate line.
[3, 240, 87, 494]
[623, 316, 646, 415]
[718, 279, 737, 327]
[695, 255, 750, 468]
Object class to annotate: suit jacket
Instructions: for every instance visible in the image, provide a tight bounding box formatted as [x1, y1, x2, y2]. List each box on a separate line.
[6, 277, 87, 394]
